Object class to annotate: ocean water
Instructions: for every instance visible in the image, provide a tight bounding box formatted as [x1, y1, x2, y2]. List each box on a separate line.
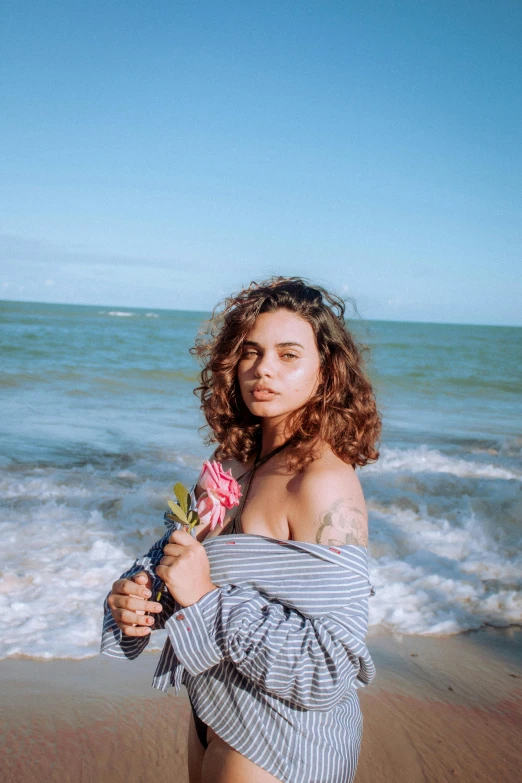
[1, 300, 521, 660]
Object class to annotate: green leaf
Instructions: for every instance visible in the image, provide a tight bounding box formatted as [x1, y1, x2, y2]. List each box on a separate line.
[187, 510, 198, 525]
[173, 482, 189, 514]
[167, 500, 188, 524]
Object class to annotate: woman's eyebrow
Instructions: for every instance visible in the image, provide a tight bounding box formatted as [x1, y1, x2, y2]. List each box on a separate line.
[243, 340, 305, 349]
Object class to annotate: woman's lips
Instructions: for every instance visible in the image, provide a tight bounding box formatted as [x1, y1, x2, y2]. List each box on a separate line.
[251, 388, 278, 400]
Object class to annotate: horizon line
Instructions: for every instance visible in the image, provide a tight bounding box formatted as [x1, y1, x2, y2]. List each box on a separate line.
[1, 296, 519, 330]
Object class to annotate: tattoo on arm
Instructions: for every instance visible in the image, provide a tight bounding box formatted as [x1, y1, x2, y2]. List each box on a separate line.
[315, 499, 368, 546]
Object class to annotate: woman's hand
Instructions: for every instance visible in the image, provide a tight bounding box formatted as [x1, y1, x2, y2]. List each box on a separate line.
[156, 528, 217, 607]
[107, 571, 163, 637]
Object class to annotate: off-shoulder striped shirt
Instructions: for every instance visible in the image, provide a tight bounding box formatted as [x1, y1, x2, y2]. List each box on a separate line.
[101, 512, 376, 783]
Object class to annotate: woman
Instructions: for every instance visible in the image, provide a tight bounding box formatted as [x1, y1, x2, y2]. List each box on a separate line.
[102, 277, 381, 783]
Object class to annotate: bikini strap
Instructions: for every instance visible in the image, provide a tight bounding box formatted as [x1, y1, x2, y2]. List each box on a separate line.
[236, 439, 293, 482]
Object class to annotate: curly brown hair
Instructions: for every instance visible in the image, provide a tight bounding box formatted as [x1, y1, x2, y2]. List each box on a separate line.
[190, 276, 381, 472]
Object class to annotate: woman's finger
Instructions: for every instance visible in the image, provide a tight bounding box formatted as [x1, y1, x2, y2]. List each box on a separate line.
[132, 572, 151, 585]
[168, 528, 194, 545]
[121, 624, 152, 637]
[159, 555, 177, 567]
[155, 564, 172, 582]
[115, 608, 156, 627]
[162, 544, 185, 557]
[112, 578, 152, 599]
[110, 595, 162, 614]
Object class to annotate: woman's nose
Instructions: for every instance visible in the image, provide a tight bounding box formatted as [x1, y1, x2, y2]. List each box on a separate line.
[254, 352, 275, 376]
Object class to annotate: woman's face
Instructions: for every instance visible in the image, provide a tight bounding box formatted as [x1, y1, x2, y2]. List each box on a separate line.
[237, 309, 322, 424]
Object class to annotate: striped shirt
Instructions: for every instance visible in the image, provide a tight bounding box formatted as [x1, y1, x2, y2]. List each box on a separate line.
[101, 510, 376, 783]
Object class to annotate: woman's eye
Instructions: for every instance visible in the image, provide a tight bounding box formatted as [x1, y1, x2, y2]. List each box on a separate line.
[281, 353, 298, 360]
[241, 350, 257, 358]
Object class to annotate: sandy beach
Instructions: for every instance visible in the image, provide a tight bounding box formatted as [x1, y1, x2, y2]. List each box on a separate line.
[1, 625, 520, 783]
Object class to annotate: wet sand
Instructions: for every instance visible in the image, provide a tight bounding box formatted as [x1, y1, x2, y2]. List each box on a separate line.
[1, 626, 521, 783]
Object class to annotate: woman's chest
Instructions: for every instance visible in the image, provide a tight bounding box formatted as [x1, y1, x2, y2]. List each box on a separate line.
[206, 471, 293, 541]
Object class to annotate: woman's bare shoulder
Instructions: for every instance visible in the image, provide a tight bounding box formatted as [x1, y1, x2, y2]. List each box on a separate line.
[288, 447, 368, 546]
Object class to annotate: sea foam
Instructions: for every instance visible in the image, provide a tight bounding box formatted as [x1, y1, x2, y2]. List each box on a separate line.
[1, 442, 521, 659]
[363, 445, 522, 635]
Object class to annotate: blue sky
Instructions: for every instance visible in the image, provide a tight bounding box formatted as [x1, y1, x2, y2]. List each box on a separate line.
[1, 1, 520, 325]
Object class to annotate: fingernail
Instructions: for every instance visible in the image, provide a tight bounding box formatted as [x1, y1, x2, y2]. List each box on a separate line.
[143, 590, 151, 598]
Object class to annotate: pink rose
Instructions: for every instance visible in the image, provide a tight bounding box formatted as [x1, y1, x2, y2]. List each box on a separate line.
[196, 490, 227, 530]
[196, 460, 242, 531]
[198, 460, 242, 509]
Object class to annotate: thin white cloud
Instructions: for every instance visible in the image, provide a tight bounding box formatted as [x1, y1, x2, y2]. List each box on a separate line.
[0, 233, 183, 271]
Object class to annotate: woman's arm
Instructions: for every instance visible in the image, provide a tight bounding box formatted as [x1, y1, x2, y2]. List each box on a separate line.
[288, 460, 369, 546]
[163, 575, 373, 711]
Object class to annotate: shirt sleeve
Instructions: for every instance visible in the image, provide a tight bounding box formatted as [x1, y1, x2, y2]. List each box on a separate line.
[100, 485, 199, 660]
[100, 527, 180, 659]
[164, 581, 372, 711]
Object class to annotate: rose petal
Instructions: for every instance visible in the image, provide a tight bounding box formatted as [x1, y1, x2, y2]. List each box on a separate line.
[199, 461, 218, 492]
[196, 490, 218, 523]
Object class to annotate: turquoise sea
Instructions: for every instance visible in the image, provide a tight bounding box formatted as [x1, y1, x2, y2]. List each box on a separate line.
[1, 300, 521, 659]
